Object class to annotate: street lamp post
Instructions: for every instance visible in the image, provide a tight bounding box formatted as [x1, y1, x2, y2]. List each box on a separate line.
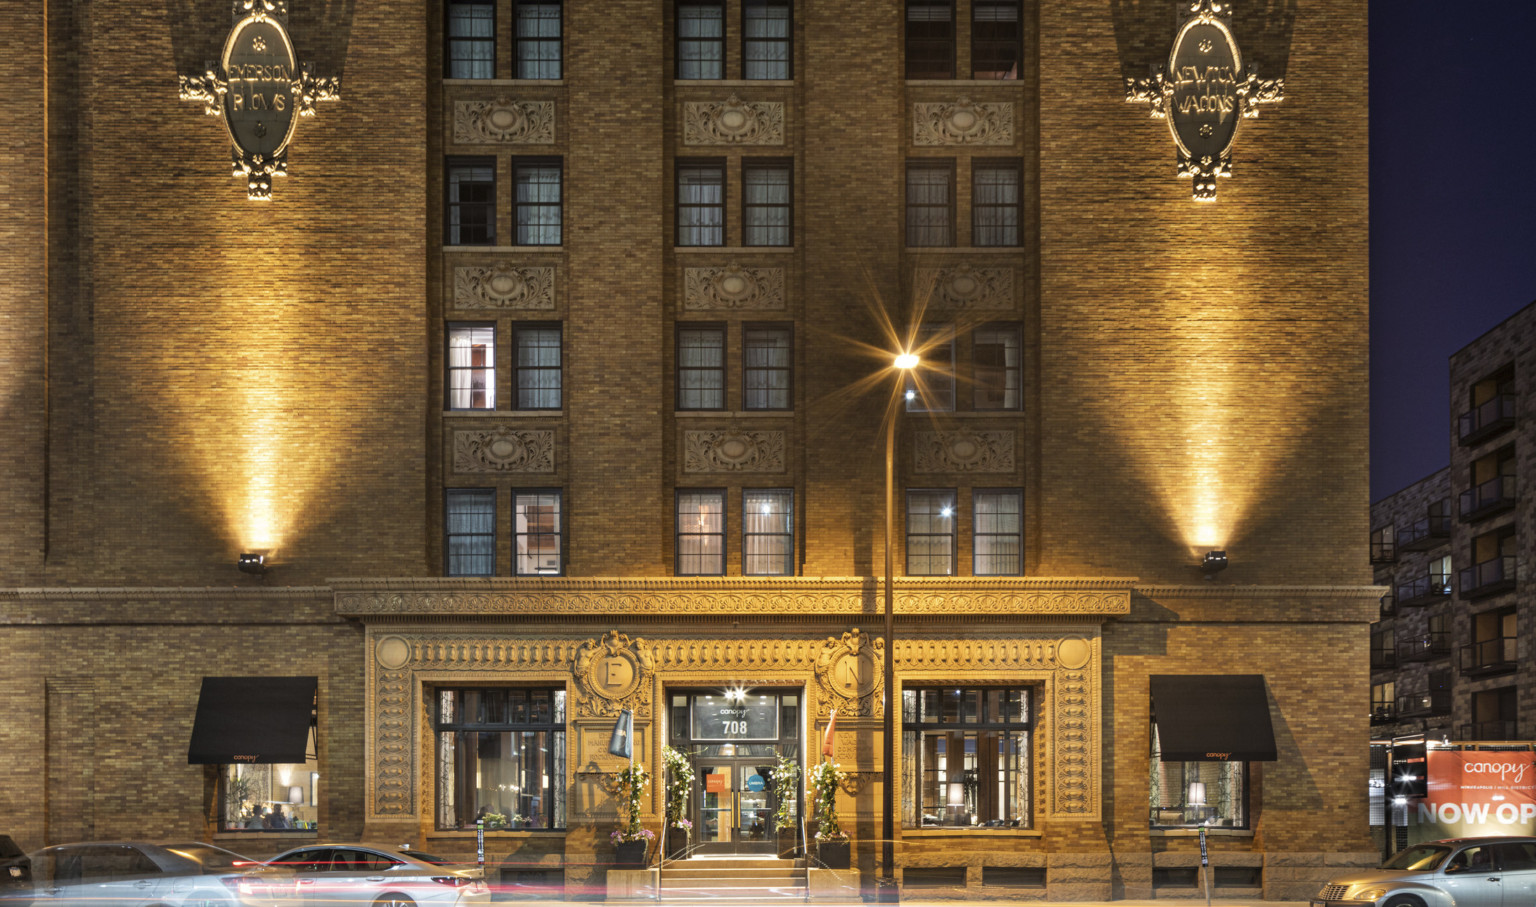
[882, 352, 918, 902]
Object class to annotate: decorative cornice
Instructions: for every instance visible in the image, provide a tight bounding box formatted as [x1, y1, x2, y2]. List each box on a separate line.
[6, 587, 334, 601]
[1133, 585, 1388, 600]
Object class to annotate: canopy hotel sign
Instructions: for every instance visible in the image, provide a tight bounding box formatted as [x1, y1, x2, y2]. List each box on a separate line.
[1419, 750, 1536, 837]
[1125, 0, 1283, 201]
[179, 0, 339, 200]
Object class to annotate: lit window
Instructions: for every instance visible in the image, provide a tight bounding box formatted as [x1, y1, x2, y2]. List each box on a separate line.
[436, 688, 566, 830]
[222, 759, 320, 831]
[1149, 723, 1247, 829]
[447, 323, 495, 410]
[906, 326, 954, 412]
[514, 490, 562, 576]
[743, 489, 793, 575]
[677, 490, 726, 576]
[906, 489, 956, 576]
[902, 688, 1031, 828]
[973, 490, 1022, 576]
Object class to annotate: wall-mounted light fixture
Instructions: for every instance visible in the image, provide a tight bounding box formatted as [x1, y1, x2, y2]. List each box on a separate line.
[1196, 550, 1228, 579]
[237, 553, 266, 575]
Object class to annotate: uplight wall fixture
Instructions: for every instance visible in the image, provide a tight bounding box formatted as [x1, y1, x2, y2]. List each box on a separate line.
[237, 553, 266, 575]
[1197, 550, 1228, 579]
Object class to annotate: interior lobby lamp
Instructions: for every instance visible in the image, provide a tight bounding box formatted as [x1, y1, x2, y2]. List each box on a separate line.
[882, 350, 918, 903]
[237, 553, 266, 575]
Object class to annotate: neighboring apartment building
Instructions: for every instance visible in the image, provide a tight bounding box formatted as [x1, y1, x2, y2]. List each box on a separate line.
[0, 0, 1375, 900]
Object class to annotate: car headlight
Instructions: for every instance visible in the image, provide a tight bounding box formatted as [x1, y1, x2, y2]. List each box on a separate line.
[1355, 888, 1387, 901]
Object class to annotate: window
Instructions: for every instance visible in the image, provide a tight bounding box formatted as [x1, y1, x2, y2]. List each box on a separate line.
[743, 0, 791, 79]
[907, 489, 957, 575]
[512, 324, 561, 409]
[436, 688, 566, 830]
[677, 161, 726, 246]
[677, 490, 726, 575]
[907, 326, 955, 411]
[1468, 686, 1518, 740]
[447, 323, 496, 410]
[677, 0, 725, 79]
[906, 160, 955, 246]
[1371, 681, 1395, 723]
[743, 160, 792, 246]
[973, 323, 1021, 410]
[905, 0, 954, 79]
[973, 490, 1022, 575]
[971, 0, 1021, 79]
[677, 325, 726, 410]
[222, 759, 320, 830]
[446, 157, 496, 245]
[973, 159, 1021, 247]
[446, 489, 496, 576]
[902, 687, 1032, 828]
[1463, 527, 1516, 596]
[512, 158, 561, 245]
[514, 490, 562, 575]
[1430, 554, 1452, 592]
[743, 323, 792, 410]
[743, 488, 793, 575]
[1149, 722, 1247, 828]
[1370, 624, 1395, 670]
[514, 0, 562, 79]
[446, 0, 495, 78]
[1370, 524, 1395, 563]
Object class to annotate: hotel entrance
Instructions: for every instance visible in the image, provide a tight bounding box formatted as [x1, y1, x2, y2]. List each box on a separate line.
[668, 690, 800, 855]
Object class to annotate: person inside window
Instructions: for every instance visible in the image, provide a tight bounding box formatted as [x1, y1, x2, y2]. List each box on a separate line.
[266, 806, 289, 829]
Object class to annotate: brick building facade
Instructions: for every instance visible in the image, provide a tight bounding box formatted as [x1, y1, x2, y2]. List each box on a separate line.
[0, 0, 1376, 898]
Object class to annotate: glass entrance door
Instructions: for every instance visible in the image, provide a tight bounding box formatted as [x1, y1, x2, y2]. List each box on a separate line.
[695, 752, 778, 853]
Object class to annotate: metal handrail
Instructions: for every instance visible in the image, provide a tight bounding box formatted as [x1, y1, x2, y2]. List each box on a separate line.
[801, 812, 811, 902]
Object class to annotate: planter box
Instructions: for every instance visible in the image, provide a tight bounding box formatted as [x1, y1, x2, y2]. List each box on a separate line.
[777, 834, 798, 860]
[614, 840, 649, 868]
[666, 828, 690, 859]
[817, 839, 850, 869]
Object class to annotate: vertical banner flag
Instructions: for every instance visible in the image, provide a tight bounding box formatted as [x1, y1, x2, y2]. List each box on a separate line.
[609, 708, 634, 759]
[821, 708, 837, 759]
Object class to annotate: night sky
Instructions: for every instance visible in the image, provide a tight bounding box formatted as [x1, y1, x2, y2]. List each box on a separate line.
[1369, 2, 1536, 500]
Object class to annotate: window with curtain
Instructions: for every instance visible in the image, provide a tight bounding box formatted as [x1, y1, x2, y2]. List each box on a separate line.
[973, 489, 1022, 575]
[906, 489, 956, 575]
[445, 489, 496, 576]
[743, 323, 791, 410]
[906, 326, 954, 412]
[971, 0, 1020, 79]
[677, 161, 725, 246]
[743, 160, 792, 246]
[446, 157, 496, 245]
[436, 688, 566, 830]
[514, 490, 562, 575]
[677, 490, 726, 575]
[973, 323, 1021, 410]
[1149, 723, 1247, 828]
[447, 323, 496, 410]
[677, 325, 726, 410]
[743, 489, 793, 575]
[743, 0, 791, 79]
[513, 324, 561, 409]
[513, 158, 562, 245]
[446, 0, 494, 78]
[905, 0, 954, 79]
[677, 0, 725, 79]
[906, 160, 955, 247]
[514, 1, 561, 79]
[902, 688, 1031, 828]
[973, 159, 1021, 247]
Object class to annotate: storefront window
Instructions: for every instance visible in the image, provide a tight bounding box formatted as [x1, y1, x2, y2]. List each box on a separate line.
[1149, 723, 1247, 828]
[901, 687, 1032, 828]
[222, 760, 320, 830]
[436, 688, 566, 830]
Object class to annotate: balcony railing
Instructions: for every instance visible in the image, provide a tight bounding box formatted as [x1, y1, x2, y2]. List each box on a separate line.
[1371, 647, 1397, 670]
[1398, 632, 1451, 664]
[1458, 720, 1519, 741]
[1459, 393, 1517, 446]
[1459, 556, 1516, 600]
[1371, 539, 1396, 564]
[1459, 635, 1517, 676]
[1370, 704, 1397, 725]
[1396, 575, 1452, 607]
[1460, 476, 1517, 522]
[1398, 515, 1451, 552]
[1398, 688, 1452, 718]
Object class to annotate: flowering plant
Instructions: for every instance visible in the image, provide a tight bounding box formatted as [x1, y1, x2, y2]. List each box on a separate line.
[479, 811, 508, 830]
[611, 761, 651, 843]
[670, 817, 694, 831]
[662, 745, 695, 834]
[610, 827, 656, 846]
[808, 760, 848, 841]
[772, 752, 801, 831]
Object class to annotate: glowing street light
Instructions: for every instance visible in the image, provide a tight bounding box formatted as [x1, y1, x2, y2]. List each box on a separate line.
[882, 350, 918, 901]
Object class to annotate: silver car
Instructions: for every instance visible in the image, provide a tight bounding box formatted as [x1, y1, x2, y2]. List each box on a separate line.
[1314, 837, 1536, 907]
[25, 841, 295, 906]
[267, 844, 489, 906]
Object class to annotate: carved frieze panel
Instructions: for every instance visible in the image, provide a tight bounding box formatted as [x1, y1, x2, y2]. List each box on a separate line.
[453, 265, 556, 310]
[683, 430, 786, 473]
[913, 430, 1016, 473]
[574, 631, 655, 719]
[813, 629, 884, 718]
[373, 667, 412, 815]
[914, 265, 1016, 311]
[913, 98, 1014, 146]
[453, 428, 555, 474]
[453, 99, 555, 144]
[683, 95, 784, 145]
[683, 266, 785, 311]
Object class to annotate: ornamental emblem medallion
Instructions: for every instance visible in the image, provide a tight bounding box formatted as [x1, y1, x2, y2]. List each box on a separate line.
[1125, 0, 1282, 201]
[574, 631, 655, 718]
[178, 0, 340, 199]
[813, 629, 884, 718]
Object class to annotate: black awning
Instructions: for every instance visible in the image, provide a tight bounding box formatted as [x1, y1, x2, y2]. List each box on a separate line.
[1150, 674, 1277, 762]
[188, 676, 317, 764]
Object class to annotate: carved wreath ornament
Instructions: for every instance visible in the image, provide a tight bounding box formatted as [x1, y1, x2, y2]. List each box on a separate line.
[683, 96, 784, 145]
[1125, 0, 1283, 201]
[813, 629, 885, 718]
[574, 631, 655, 718]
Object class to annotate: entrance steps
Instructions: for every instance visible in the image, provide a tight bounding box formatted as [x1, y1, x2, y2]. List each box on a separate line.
[653, 854, 809, 900]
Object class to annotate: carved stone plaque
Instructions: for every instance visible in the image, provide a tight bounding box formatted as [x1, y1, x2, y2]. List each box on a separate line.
[683, 95, 784, 145]
[683, 431, 786, 473]
[453, 265, 556, 310]
[683, 266, 785, 311]
[913, 99, 1014, 146]
[453, 99, 555, 144]
[913, 430, 1016, 473]
[814, 630, 884, 717]
[914, 265, 1016, 311]
[453, 428, 555, 473]
[574, 631, 654, 718]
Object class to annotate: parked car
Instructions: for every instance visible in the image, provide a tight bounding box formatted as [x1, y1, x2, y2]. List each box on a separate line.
[1313, 836, 1536, 907]
[24, 841, 295, 906]
[267, 844, 490, 906]
[0, 836, 31, 906]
